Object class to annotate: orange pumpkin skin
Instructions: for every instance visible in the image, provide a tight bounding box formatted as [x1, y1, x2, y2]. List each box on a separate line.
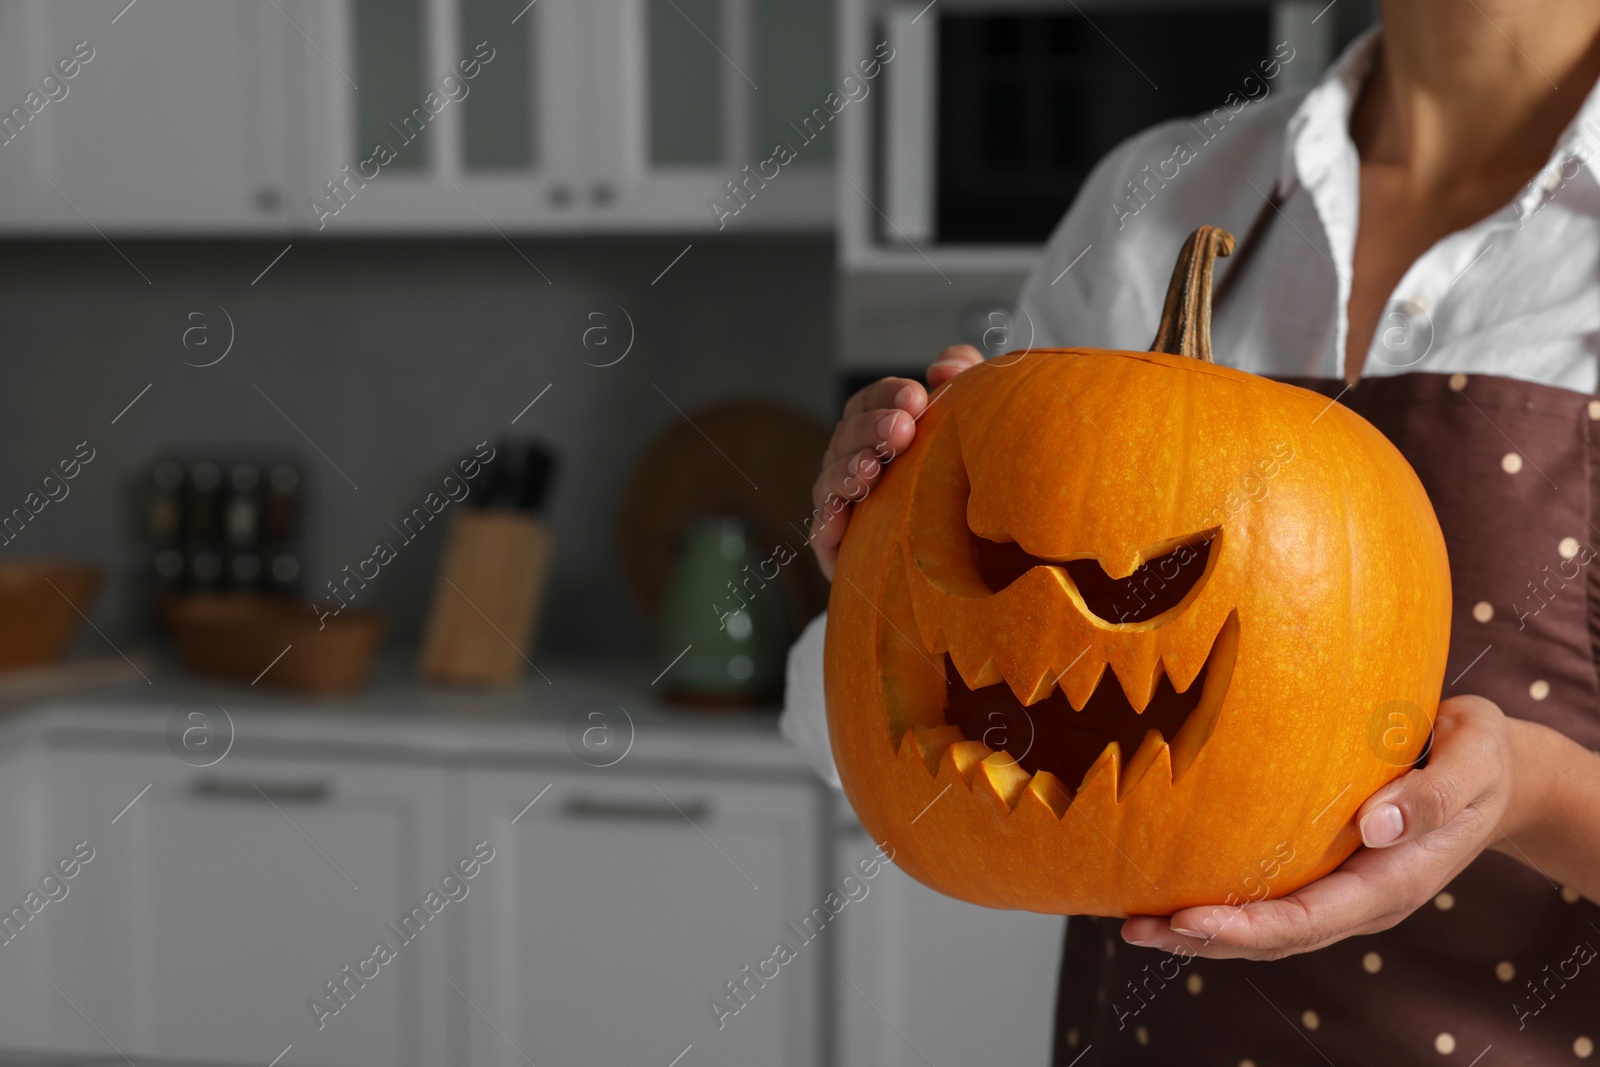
[824, 349, 1452, 917]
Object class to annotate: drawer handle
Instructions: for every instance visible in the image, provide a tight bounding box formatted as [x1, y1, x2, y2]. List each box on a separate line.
[562, 796, 709, 822]
[191, 778, 331, 804]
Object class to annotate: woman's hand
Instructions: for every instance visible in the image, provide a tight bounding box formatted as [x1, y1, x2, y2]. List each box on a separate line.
[1122, 694, 1528, 961]
[809, 344, 986, 580]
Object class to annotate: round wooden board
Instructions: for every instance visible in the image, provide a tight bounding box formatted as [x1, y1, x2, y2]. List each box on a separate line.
[619, 400, 831, 631]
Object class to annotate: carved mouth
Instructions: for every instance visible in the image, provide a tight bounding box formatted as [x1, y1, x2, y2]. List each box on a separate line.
[890, 417, 1241, 812]
[902, 612, 1239, 807]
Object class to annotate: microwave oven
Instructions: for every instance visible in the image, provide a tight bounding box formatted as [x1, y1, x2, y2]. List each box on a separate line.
[843, 0, 1375, 266]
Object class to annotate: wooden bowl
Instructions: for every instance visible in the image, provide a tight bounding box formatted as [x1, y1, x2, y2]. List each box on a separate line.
[0, 561, 103, 669]
[164, 594, 385, 695]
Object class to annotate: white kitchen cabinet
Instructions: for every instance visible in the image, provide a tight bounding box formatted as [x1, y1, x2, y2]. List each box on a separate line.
[0, 0, 298, 233]
[294, 0, 835, 233]
[0, 0, 834, 234]
[581, 0, 836, 231]
[833, 824, 1066, 1066]
[0, 734, 52, 1050]
[459, 767, 830, 1067]
[290, 0, 591, 234]
[11, 742, 454, 1067]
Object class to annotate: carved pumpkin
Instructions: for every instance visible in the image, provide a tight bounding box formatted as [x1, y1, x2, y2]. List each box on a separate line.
[825, 228, 1451, 916]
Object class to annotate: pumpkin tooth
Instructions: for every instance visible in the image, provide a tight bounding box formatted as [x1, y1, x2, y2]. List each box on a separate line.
[1117, 728, 1170, 801]
[1019, 669, 1059, 706]
[940, 739, 996, 786]
[1073, 740, 1121, 810]
[1025, 770, 1073, 819]
[1107, 640, 1164, 712]
[976, 752, 1032, 810]
[1075, 742, 1126, 799]
[1169, 611, 1240, 782]
[948, 648, 1005, 692]
[1161, 624, 1213, 694]
[897, 729, 921, 764]
[995, 624, 1062, 706]
[1059, 645, 1108, 710]
[909, 724, 965, 776]
[1009, 655, 1062, 706]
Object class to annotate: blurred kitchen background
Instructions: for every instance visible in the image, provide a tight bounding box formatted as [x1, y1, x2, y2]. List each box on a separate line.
[0, 0, 1374, 1065]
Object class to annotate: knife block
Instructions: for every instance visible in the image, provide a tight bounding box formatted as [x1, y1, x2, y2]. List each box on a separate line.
[419, 509, 554, 686]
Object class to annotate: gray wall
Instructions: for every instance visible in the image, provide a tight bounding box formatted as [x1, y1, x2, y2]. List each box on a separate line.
[0, 234, 836, 659]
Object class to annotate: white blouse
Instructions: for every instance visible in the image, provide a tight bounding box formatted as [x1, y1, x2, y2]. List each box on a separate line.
[781, 28, 1600, 785]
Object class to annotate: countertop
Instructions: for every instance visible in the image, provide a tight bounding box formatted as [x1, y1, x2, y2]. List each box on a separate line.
[0, 652, 812, 778]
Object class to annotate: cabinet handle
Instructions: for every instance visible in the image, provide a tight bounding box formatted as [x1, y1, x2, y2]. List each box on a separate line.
[190, 777, 331, 804]
[589, 182, 615, 206]
[253, 186, 282, 213]
[562, 796, 709, 822]
[547, 183, 573, 208]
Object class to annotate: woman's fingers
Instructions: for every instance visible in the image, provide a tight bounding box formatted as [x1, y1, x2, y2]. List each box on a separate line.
[808, 449, 887, 580]
[813, 448, 885, 512]
[822, 407, 920, 472]
[927, 344, 986, 388]
[811, 355, 982, 579]
[1357, 695, 1506, 848]
[1146, 850, 1417, 959]
[806, 501, 849, 578]
[1122, 842, 1449, 961]
[841, 376, 927, 424]
[1117, 696, 1516, 962]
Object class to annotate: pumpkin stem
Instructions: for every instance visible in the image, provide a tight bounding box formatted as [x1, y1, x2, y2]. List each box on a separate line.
[1149, 226, 1236, 363]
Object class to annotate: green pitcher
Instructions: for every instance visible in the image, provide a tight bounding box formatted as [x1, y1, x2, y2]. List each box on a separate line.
[656, 515, 790, 705]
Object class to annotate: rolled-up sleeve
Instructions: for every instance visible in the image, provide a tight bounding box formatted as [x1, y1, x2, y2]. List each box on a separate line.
[779, 611, 841, 789]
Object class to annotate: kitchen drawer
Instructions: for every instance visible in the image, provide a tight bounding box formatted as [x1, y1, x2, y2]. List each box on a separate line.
[6, 746, 452, 1067]
[459, 768, 830, 1067]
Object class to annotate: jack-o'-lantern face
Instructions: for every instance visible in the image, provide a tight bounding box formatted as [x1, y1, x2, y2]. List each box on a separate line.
[825, 229, 1451, 916]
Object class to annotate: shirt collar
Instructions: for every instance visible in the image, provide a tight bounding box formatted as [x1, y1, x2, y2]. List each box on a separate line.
[1527, 63, 1600, 210]
[1278, 26, 1381, 198]
[1280, 25, 1600, 212]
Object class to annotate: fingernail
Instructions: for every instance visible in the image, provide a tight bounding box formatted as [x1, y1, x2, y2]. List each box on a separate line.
[857, 454, 880, 478]
[1126, 938, 1165, 949]
[1361, 802, 1404, 847]
[894, 386, 917, 408]
[1171, 926, 1207, 939]
[876, 412, 899, 440]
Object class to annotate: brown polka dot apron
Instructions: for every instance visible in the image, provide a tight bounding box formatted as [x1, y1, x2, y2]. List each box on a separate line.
[1051, 371, 1600, 1067]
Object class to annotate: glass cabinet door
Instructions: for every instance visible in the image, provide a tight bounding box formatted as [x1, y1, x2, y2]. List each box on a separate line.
[753, 0, 835, 166]
[296, 0, 585, 230]
[461, 0, 535, 169]
[647, 0, 726, 166]
[452, 0, 589, 227]
[586, 0, 833, 229]
[295, 0, 832, 232]
[353, 0, 429, 171]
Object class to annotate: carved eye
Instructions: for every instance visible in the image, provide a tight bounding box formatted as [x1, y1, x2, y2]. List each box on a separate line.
[910, 420, 1218, 627]
[971, 530, 1215, 624]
